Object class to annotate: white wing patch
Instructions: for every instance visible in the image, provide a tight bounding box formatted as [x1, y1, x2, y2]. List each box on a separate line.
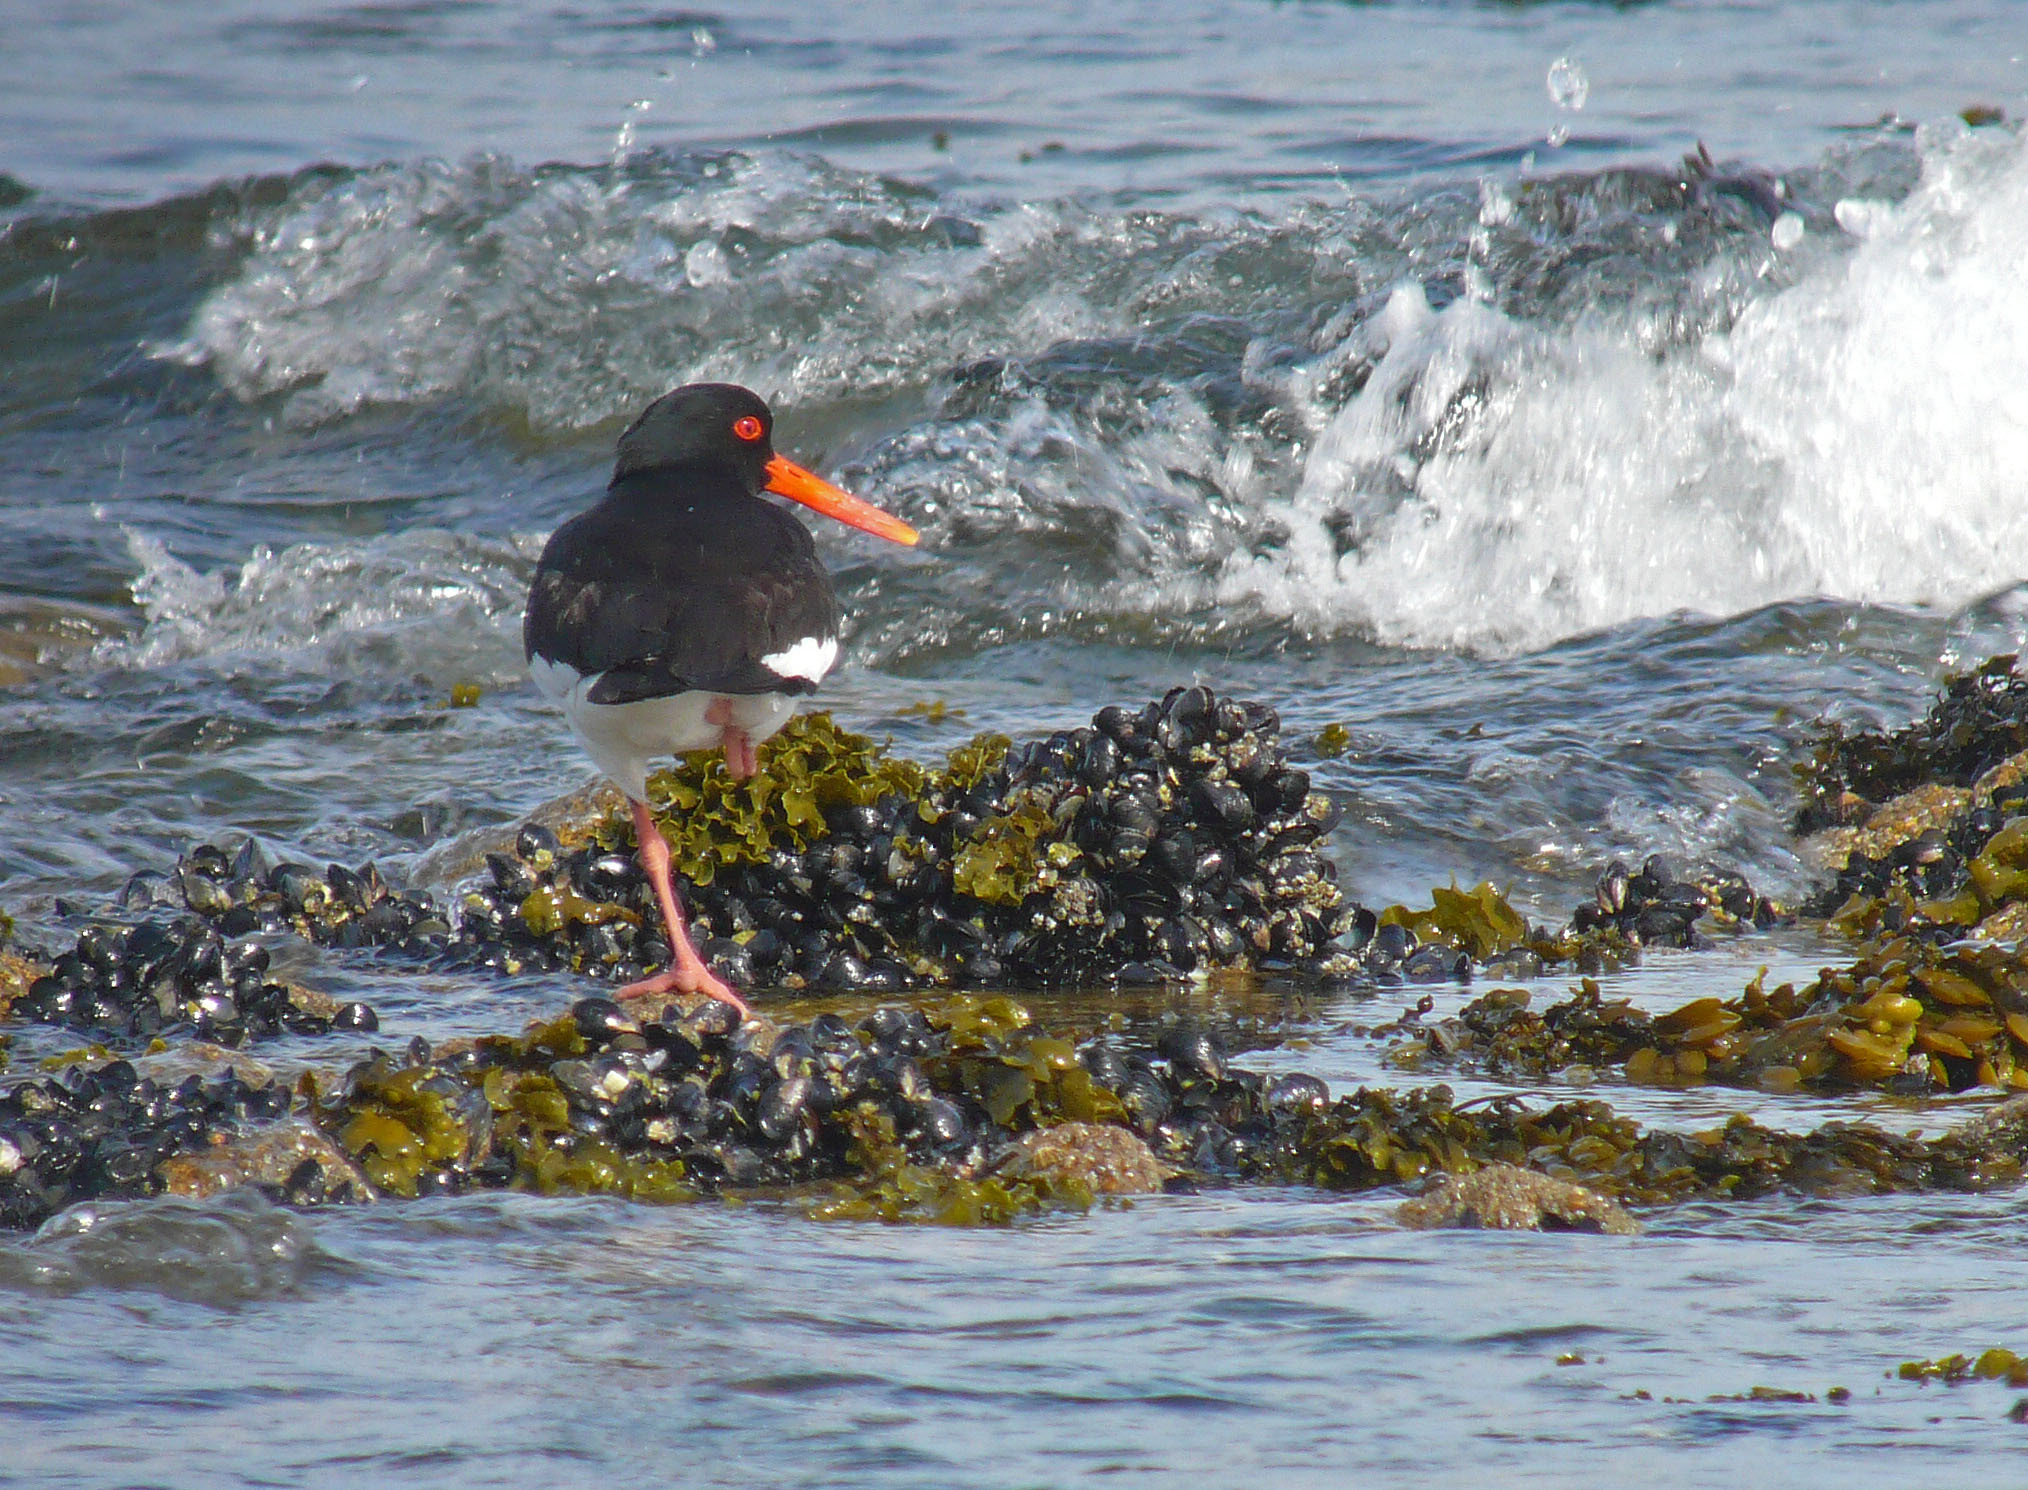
[761, 634, 838, 683]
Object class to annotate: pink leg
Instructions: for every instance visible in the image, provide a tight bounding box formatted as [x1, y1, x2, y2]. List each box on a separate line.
[616, 797, 749, 1017]
[725, 727, 757, 780]
[705, 698, 758, 780]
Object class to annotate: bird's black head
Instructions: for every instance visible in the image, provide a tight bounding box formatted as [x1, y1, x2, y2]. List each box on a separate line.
[612, 383, 776, 490]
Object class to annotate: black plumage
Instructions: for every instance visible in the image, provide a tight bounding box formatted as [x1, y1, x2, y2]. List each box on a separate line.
[524, 384, 840, 702]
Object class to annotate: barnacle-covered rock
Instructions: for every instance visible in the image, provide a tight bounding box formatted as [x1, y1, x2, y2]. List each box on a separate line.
[0, 948, 40, 1023]
[156, 1120, 369, 1205]
[12, 975, 2028, 1228]
[991, 1121, 1171, 1195]
[443, 691, 1365, 992]
[32, 664, 2028, 1233]
[1792, 658, 2028, 935]
[147, 692, 1799, 1002]
[1397, 1162, 1638, 1234]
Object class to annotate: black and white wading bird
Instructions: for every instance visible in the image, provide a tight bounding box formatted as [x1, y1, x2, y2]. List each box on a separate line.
[524, 384, 919, 1018]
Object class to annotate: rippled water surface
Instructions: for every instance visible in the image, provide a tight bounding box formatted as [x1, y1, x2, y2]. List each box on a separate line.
[5, 2, 2028, 1484]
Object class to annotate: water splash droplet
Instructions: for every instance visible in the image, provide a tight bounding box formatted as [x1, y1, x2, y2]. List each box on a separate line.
[1547, 56, 1590, 112]
[1770, 211, 1805, 251]
[1477, 180, 1514, 227]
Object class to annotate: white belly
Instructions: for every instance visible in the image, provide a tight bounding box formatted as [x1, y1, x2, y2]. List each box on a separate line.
[528, 655, 798, 800]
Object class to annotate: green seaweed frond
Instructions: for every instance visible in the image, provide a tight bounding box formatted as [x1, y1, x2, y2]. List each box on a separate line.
[640, 712, 928, 884]
[1380, 881, 1529, 960]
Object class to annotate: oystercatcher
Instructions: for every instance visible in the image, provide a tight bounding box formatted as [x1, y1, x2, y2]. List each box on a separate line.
[525, 383, 918, 1016]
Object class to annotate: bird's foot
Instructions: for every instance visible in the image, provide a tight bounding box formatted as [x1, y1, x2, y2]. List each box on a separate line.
[616, 962, 751, 1020]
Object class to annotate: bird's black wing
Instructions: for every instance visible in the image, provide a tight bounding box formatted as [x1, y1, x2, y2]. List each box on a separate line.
[524, 498, 841, 702]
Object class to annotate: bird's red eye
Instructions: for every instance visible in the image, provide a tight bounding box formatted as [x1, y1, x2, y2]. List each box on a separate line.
[732, 415, 764, 442]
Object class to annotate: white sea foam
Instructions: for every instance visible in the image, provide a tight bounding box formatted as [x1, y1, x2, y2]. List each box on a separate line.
[1217, 121, 2028, 652]
[102, 529, 537, 675]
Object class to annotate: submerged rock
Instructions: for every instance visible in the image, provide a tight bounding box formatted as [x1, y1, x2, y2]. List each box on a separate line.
[1398, 1163, 1638, 1235]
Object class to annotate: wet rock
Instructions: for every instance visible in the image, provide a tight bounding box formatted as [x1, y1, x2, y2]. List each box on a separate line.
[130, 696, 1801, 1005]
[413, 700, 1365, 992]
[156, 1121, 370, 1205]
[1563, 854, 1783, 950]
[0, 948, 44, 1019]
[6, 909, 381, 1045]
[1397, 1163, 1638, 1235]
[994, 1122, 1170, 1195]
[1796, 656, 2028, 834]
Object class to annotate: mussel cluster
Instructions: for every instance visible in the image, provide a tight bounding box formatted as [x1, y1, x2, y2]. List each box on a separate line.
[45, 694, 1795, 1031]
[1800, 779, 2028, 917]
[1781, 655, 2028, 934]
[8, 907, 378, 1044]
[9, 982, 2028, 1227]
[328, 992, 1320, 1203]
[140, 837, 453, 961]
[0, 1060, 291, 1229]
[1571, 854, 1782, 946]
[332, 996, 953, 1198]
[454, 687, 1359, 991]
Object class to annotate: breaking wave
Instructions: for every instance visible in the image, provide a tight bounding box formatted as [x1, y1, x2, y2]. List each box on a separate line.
[164, 122, 2028, 656]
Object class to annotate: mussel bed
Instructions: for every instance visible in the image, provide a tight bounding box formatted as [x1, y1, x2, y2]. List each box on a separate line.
[7, 674, 2028, 1229]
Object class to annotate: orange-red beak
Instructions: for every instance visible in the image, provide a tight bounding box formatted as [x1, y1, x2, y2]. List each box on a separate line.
[764, 456, 918, 546]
